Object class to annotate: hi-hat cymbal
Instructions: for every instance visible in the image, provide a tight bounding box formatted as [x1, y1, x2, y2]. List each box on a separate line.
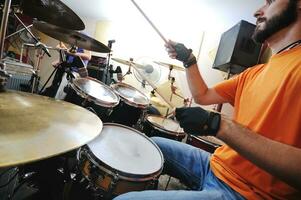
[153, 61, 185, 71]
[20, 0, 85, 30]
[111, 57, 144, 68]
[0, 91, 103, 167]
[33, 21, 110, 53]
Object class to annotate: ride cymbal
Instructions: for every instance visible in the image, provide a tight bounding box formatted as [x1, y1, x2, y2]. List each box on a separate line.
[111, 58, 144, 68]
[33, 21, 110, 53]
[153, 61, 185, 71]
[0, 91, 103, 167]
[21, 0, 85, 30]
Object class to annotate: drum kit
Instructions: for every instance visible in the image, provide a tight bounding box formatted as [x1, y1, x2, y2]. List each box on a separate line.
[0, 1, 224, 199]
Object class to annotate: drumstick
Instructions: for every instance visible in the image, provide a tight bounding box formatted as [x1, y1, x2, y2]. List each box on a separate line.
[130, 63, 176, 108]
[130, 0, 168, 44]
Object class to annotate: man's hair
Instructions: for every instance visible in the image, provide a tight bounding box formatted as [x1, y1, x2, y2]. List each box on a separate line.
[252, 0, 299, 43]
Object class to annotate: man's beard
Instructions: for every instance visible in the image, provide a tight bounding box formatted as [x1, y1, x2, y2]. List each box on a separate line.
[252, 1, 298, 43]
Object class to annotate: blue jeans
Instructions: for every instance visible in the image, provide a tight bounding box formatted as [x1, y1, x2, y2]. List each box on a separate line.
[114, 137, 245, 200]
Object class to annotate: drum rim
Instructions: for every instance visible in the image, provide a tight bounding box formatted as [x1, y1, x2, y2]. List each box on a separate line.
[71, 77, 120, 108]
[188, 135, 224, 147]
[145, 114, 186, 137]
[111, 82, 149, 108]
[78, 123, 164, 181]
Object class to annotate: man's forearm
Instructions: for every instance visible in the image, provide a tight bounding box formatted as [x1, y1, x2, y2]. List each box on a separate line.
[186, 64, 209, 103]
[217, 116, 301, 190]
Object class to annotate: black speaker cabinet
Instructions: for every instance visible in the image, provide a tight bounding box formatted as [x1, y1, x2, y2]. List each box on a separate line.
[213, 20, 262, 74]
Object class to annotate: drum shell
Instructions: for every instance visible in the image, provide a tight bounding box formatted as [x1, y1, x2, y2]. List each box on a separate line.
[142, 117, 186, 142]
[109, 82, 149, 127]
[186, 135, 224, 153]
[78, 149, 158, 196]
[77, 123, 163, 196]
[108, 100, 145, 127]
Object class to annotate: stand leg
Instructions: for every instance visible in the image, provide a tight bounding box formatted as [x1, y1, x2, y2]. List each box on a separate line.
[39, 67, 59, 94]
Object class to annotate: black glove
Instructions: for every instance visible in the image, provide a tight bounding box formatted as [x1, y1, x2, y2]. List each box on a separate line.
[173, 43, 197, 68]
[175, 107, 221, 136]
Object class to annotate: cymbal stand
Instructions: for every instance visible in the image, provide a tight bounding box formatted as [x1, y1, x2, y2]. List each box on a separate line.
[31, 47, 45, 93]
[121, 58, 134, 80]
[0, 0, 12, 91]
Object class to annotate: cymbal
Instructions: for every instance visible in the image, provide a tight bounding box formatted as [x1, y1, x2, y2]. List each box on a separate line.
[111, 57, 144, 68]
[153, 61, 185, 71]
[33, 21, 110, 53]
[150, 96, 169, 108]
[0, 91, 103, 167]
[20, 0, 85, 30]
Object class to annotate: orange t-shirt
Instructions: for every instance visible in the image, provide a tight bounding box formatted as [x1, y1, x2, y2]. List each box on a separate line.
[211, 45, 301, 199]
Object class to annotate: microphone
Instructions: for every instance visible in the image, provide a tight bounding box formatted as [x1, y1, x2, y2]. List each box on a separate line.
[115, 66, 123, 82]
[36, 42, 51, 57]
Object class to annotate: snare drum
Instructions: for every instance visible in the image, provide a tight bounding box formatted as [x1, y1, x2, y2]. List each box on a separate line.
[142, 115, 186, 141]
[64, 77, 120, 121]
[186, 135, 225, 153]
[109, 82, 150, 126]
[77, 123, 164, 197]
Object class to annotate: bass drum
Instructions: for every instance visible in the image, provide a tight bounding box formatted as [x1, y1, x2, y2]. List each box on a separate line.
[142, 115, 186, 141]
[77, 123, 164, 198]
[109, 82, 150, 127]
[64, 77, 120, 121]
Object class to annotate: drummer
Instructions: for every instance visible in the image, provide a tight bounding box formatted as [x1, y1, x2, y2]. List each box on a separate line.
[42, 40, 91, 98]
[55, 41, 91, 77]
[115, 0, 301, 199]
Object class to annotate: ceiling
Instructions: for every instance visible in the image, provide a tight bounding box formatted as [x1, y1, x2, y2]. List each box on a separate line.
[61, 0, 264, 27]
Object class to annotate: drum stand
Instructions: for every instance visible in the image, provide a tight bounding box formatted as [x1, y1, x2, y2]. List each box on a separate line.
[103, 40, 115, 85]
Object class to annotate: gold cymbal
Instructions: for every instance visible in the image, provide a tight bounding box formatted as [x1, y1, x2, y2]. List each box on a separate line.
[150, 96, 169, 108]
[0, 91, 103, 167]
[111, 58, 144, 68]
[33, 21, 110, 53]
[153, 61, 185, 71]
[21, 0, 85, 30]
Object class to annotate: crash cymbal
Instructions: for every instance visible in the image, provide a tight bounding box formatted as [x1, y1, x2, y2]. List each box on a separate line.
[153, 61, 185, 71]
[0, 91, 103, 167]
[20, 0, 85, 30]
[111, 57, 144, 68]
[33, 21, 110, 53]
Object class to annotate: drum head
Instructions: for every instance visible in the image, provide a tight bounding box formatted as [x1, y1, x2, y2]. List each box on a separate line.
[146, 115, 184, 135]
[87, 123, 163, 176]
[72, 78, 119, 107]
[112, 83, 149, 108]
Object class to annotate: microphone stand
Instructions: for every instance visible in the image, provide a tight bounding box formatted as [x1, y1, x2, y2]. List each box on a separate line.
[104, 40, 114, 85]
[13, 13, 51, 58]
